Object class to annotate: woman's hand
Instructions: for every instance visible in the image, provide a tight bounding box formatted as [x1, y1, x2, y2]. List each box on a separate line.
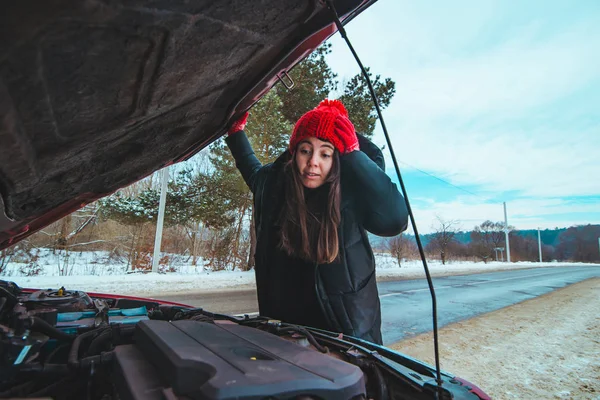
[332, 113, 359, 153]
[228, 112, 249, 136]
[342, 132, 360, 153]
[334, 126, 359, 154]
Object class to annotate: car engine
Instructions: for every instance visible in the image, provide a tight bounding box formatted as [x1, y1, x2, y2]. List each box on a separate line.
[0, 280, 378, 400]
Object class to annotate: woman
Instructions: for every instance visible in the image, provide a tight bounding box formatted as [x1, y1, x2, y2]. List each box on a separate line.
[226, 99, 408, 344]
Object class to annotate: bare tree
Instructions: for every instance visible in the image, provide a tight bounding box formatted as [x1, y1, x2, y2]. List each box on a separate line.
[554, 224, 600, 262]
[470, 220, 512, 263]
[510, 235, 540, 262]
[428, 217, 459, 265]
[0, 246, 18, 275]
[387, 234, 417, 267]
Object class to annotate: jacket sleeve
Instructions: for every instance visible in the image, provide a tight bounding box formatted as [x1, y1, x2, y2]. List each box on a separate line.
[341, 135, 408, 237]
[225, 131, 264, 194]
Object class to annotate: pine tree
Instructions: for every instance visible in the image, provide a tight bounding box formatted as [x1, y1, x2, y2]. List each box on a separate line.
[338, 67, 396, 137]
[98, 169, 215, 269]
[280, 44, 338, 124]
[200, 140, 253, 270]
[98, 193, 151, 270]
[279, 44, 396, 138]
[200, 89, 292, 270]
[244, 90, 293, 268]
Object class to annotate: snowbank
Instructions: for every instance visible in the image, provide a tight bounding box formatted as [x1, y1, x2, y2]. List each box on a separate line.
[373, 253, 599, 280]
[1, 250, 598, 296]
[5, 271, 255, 297]
[1, 249, 253, 296]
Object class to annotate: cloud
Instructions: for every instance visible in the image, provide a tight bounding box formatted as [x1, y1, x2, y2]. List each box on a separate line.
[327, 0, 600, 221]
[386, 22, 600, 120]
[379, 19, 600, 197]
[395, 122, 600, 198]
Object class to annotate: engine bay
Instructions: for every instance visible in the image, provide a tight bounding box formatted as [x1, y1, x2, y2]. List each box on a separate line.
[0, 280, 484, 400]
[0, 280, 381, 400]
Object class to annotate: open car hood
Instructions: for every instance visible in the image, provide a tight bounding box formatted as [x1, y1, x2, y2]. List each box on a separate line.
[0, 0, 374, 250]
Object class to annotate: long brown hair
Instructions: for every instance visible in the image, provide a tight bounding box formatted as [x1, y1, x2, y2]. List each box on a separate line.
[279, 150, 341, 264]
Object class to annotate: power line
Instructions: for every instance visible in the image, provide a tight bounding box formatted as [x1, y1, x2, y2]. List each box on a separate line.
[395, 159, 498, 204]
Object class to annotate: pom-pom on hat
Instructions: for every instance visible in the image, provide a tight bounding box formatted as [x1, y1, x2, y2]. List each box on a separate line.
[289, 99, 358, 154]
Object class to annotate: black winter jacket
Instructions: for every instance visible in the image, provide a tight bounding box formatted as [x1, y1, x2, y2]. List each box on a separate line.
[226, 132, 408, 344]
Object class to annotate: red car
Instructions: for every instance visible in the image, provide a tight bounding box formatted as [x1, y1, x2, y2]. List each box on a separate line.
[0, 1, 490, 399]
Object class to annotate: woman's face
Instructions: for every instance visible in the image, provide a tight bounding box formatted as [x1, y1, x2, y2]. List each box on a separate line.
[295, 137, 335, 189]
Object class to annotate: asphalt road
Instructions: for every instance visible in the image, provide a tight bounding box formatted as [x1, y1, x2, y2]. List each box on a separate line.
[156, 265, 600, 345]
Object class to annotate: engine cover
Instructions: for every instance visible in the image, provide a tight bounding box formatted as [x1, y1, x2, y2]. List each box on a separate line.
[113, 320, 365, 400]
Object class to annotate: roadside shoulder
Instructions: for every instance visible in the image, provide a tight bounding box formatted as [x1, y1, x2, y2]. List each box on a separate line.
[390, 278, 600, 399]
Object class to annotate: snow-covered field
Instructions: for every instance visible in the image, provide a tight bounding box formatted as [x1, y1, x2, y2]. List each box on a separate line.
[1, 249, 597, 296]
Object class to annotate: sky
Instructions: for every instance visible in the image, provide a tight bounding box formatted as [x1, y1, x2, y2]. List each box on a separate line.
[323, 0, 600, 234]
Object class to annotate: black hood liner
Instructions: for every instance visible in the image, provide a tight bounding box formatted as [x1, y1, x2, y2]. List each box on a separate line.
[0, 0, 375, 249]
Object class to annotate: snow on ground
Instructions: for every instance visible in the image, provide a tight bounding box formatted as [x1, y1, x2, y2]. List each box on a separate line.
[4, 271, 256, 297]
[1, 249, 254, 296]
[369, 253, 597, 281]
[390, 278, 600, 400]
[1, 249, 598, 296]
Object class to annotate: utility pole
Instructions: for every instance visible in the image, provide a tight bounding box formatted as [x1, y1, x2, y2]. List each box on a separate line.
[538, 228, 542, 262]
[503, 202, 511, 262]
[152, 166, 170, 273]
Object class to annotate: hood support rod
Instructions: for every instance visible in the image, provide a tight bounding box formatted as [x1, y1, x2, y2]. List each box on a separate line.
[323, 1, 444, 398]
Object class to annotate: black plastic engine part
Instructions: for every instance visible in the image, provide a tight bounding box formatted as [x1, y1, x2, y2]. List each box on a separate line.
[111, 298, 160, 311]
[0, 331, 47, 368]
[27, 308, 58, 326]
[114, 320, 365, 400]
[0, 280, 21, 298]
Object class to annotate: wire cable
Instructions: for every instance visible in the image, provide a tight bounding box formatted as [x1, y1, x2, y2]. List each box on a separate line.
[397, 159, 495, 202]
[323, 1, 444, 397]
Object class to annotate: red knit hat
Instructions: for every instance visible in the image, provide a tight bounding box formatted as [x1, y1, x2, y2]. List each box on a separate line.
[289, 99, 359, 154]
